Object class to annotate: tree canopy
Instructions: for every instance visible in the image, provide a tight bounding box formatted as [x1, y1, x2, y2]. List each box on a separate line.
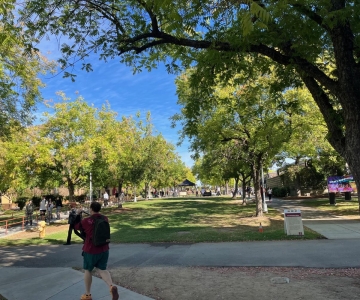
[0, 0, 54, 137]
[19, 0, 360, 195]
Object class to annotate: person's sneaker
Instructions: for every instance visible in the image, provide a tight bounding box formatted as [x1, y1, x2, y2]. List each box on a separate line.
[80, 294, 92, 300]
[110, 285, 119, 300]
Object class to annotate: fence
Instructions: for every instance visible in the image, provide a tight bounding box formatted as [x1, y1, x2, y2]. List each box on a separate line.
[0, 215, 25, 234]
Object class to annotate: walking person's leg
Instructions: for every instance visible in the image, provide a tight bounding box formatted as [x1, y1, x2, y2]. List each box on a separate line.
[82, 251, 119, 300]
[84, 270, 92, 296]
[64, 224, 72, 245]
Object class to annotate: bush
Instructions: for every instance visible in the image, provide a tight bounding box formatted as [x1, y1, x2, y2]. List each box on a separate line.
[74, 194, 87, 203]
[272, 187, 289, 197]
[16, 197, 28, 210]
[32, 196, 42, 208]
[44, 194, 56, 201]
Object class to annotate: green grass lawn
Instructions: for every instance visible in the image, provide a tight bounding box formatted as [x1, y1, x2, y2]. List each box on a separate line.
[300, 197, 359, 216]
[0, 197, 325, 246]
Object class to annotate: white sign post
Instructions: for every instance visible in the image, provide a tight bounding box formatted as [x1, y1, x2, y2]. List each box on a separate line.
[284, 209, 304, 236]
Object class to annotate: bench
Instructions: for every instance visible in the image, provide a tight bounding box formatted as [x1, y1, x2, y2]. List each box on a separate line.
[202, 192, 212, 196]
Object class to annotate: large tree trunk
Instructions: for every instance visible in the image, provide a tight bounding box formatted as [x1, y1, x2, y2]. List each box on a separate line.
[117, 179, 123, 198]
[67, 178, 75, 201]
[117, 179, 124, 208]
[300, 8, 360, 212]
[251, 165, 263, 217]
[232, 177, 239, 199]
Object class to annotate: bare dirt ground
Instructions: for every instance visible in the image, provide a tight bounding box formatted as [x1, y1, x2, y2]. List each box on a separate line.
[107, 266, 360, 300]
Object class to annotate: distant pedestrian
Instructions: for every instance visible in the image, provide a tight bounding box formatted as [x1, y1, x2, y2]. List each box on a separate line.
[64, 207, 83, 245]
[103, 191, 109, 207]
[267, 188, 273, 202]
[39, 197, 46, 221]
[75, 201, 119, 300]
[25, 200, 34, 226]
[46, 200, 54, 222]
[246, 186, 250, 198]
[55, 197, 63, 220]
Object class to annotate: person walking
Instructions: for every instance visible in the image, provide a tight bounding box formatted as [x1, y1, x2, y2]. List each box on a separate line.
[25, 200, 34, 226]
[39, 197, 46, 221]
[74, 201, 119, 300]
[46, 200, 54, 223]
[64, 207, 83, 245]
[55, 197, 63, 220]
[267, 188, 273, 202]
[103, 191, 109, 207]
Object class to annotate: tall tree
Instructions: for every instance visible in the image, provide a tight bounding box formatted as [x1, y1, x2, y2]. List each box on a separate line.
[21, 0, 360, 200]
[29, 93, 115, 200]
[174, 70, 302, 216]
[0, 1, 54, 137]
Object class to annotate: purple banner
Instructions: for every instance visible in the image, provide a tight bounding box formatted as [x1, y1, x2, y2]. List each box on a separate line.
[327, 176, 355, 193]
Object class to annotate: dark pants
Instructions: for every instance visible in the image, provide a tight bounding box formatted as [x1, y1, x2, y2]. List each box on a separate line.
[26, 214, 33, 226]
[66, 224, 83, 244]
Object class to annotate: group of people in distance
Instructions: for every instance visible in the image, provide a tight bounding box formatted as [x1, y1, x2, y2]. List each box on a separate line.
[25, 196, 63, 226]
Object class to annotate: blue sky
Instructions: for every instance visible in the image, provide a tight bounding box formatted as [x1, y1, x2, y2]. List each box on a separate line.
[36, 48, 194, 168]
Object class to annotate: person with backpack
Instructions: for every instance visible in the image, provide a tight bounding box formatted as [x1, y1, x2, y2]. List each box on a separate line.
[74, 201, 118, 300]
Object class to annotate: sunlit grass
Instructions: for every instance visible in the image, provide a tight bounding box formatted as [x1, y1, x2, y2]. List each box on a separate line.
[301, 197, 359, 216]
[0, 197, 325, 246]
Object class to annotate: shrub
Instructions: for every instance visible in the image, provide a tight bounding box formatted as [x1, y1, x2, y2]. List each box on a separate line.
[16, 197, 28, 210]
[272, 187, 289, 197]
[74, 194, 87, 203]
[31, 196, 42, 208]
[45, 194, 56, 201]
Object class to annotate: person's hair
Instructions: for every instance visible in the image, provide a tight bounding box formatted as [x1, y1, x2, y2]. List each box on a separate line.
[90, 201, 101, 213]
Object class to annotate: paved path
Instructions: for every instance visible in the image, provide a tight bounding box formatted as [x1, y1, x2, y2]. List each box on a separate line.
[267, 197, 360, 239]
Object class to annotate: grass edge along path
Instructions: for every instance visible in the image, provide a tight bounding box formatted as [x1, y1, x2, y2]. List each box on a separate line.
[1, 196, 351, 246]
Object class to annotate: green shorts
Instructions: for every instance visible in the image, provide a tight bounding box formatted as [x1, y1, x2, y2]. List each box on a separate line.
[83, 251, 109, 271]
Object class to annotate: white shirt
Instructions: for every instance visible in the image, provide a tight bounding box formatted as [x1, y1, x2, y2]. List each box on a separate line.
[40, 199, 46, 210]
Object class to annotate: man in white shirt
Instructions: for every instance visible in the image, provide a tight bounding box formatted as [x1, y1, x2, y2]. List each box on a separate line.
[103, 191, 109, 206]
[39, 197, 46, 221]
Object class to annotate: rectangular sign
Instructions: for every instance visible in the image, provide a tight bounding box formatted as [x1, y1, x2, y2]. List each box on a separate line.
[284, 209, 304, 236]
[327, 175, 356, 193]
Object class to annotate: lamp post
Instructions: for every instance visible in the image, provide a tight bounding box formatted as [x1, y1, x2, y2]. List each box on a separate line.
[90, 172, 93, 202]
[261, 164, 268, 213]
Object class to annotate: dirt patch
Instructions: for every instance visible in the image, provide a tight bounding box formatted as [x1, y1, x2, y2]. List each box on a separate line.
[107, 266, 360, 300]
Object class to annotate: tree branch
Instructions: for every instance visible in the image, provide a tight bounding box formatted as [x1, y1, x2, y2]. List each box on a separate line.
[301, 74, 345, 156]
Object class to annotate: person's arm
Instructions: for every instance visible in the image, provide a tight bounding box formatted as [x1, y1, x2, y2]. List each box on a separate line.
[74, 216, 82, 230]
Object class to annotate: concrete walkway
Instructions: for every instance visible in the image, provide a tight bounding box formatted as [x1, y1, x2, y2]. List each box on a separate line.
[267, 197, 360, 239]
[0, 267, 151, 300]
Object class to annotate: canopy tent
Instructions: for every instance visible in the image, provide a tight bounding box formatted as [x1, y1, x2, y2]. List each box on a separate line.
[178, 179, 196, 186]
